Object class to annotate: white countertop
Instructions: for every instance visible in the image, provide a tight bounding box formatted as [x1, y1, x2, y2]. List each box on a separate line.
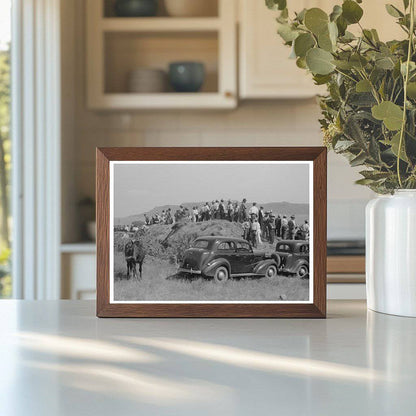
[0, 300, 415, 416]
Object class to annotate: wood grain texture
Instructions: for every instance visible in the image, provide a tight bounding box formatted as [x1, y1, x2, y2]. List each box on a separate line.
[96, 147, 327, 318]
[327, 256, 365, 274]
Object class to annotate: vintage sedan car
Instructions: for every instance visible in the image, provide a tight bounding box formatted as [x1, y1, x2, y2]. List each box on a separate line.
[273, 240, 309, 278]
[178, 236, 279, 282]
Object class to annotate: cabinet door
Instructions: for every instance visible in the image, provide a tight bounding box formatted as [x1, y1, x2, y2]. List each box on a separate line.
[239, 0, 402, 99]
[239, 0, 322, 99]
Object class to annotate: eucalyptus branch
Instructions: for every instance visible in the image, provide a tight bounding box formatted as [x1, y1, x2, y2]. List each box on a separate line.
[397, 0, 415, 188]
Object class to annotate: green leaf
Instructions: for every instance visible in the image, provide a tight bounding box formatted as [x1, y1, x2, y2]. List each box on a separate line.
[340, 31, 356, 42]
[330, 5, 343, 22]
[334, 139, 355, 152]
[295, 8, 307, 22]
[372, 101, 404, 130]
[294, 33, 315, 57]
[318, 32, 333, 52]
[277, 23, 299, 42]
[375, 56, 395, 70]
[356, 79, 372, 92]
[306, 48, 335, 75]
[304, 8, 329, 35]
[385, 4, 403, 18]
[360, 170, 391, 180]
[266, 0, 287, 11]
[336, 15, 348, 36]
[401, 61, 416, 76]
[296, 57, 307, 69]
[371, 29, 380, 42]
[313, 74, 332, 85]
[407, 82, 416, 99]
[381, 132, 409, 162]
[350, 152, 368, 167]
[333, 59, 353, 70]
[342, 0, 364, 24]
[356, 178, 377, 185]
[350, 53, 368, 69]
[369, 136, 381, 162]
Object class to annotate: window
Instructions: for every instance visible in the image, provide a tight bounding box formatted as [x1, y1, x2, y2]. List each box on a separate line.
[192, 240, 210, 249]
[277, 244, 291, 252]
[0, 0, 11, 298]
[236, 241, 251, 252]
[217, 241, 235, 251]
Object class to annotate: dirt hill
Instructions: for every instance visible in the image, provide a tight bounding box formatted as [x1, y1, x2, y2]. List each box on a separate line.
[114, 220, 242, 261]
[114, 219, 281, 264]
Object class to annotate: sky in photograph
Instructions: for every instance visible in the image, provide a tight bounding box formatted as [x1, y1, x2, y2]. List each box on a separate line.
[0, 0, 11, 50]
[113, 162, 310, 218]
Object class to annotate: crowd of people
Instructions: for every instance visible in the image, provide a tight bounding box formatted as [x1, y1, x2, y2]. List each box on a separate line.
[141, 199, 309, 247]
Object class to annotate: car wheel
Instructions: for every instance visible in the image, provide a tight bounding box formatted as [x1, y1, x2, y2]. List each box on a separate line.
[297, 265, 309, 279]
[265, 264, 278, 280]
[214, 266, 229, 283]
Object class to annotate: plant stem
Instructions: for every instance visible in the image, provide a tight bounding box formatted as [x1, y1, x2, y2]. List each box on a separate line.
[397, 0, 415, 188]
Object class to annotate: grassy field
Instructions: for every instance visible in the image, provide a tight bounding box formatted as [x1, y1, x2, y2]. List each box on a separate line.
[113, 252, 309, 302]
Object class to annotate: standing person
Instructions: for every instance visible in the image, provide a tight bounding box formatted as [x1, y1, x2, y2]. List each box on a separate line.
[249, 202, 259, 218]
[227, 199, 234, 221]
[281, 215, 289, 239]
[288, 215, 297, 240]
[275, 214, 282, 238]
[263, 211, 270, 241]
[258, 206, 265, 233]
[248, 213, 261, 248]
[210, 201, 216, 220]
[166, 208, 173, 224]
[192, 206, 198, 222]
[299, 219, 309, 240]
[267, 213, 276, 244]
[242, 220, 250, 241]
[233, 201, 239, 222]
[238, 198, 247, 223]
[219, 199, 225, 219]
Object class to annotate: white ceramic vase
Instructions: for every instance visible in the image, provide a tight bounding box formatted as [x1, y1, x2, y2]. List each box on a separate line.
[366, 190, 416, 317]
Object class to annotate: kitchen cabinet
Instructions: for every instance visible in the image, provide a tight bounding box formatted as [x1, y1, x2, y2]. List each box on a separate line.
[86, 0, 237, 109]
[238, 0, 404, 99]
[239, 0, 325, 99]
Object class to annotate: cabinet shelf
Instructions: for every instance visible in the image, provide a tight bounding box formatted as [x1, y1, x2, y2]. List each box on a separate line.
[101, 17, 221, 32]
[89, 92, 235, 110]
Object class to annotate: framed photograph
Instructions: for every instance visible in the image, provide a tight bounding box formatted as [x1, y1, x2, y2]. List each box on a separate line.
[96, 147, 327, 318]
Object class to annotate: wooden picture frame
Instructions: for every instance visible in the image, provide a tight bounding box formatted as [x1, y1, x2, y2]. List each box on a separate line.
[96, 147, 327, 318]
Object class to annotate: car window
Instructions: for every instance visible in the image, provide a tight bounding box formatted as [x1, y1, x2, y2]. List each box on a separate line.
[192, 240, 210, 249]
[277, 244, 291, 252]
[217, 241, 235, 251]
[236, 241, 252, 252]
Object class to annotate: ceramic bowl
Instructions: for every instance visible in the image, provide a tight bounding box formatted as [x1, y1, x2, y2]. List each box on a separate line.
[168, 62, 205, 93]
[127, 68, 167, 93]
[114, 0, 158, 17]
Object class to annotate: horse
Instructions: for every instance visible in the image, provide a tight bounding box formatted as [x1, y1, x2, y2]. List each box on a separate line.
[124, 239, 146, 280]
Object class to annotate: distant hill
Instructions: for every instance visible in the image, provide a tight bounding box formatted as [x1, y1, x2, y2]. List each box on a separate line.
[115, 201, 309, 226]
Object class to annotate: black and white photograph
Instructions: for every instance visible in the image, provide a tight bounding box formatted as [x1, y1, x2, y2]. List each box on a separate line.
[110, 161, 313, 303]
